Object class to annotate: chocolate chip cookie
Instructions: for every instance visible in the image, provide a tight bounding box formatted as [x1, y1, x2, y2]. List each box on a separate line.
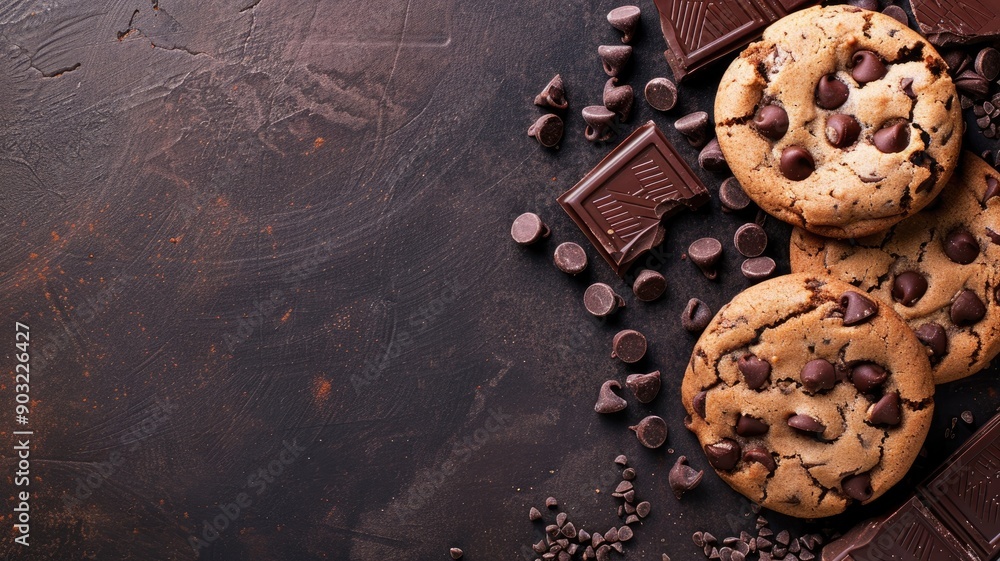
[791, 152, 1000, 384]
[682, 274, 934, 518]
[715, 5, 962, 239]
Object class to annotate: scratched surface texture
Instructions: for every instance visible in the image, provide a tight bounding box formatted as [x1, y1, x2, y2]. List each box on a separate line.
[0, 0, 998, 560]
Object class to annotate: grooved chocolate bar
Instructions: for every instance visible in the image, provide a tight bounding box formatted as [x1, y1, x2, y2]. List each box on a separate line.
[650, 0, 819, 81]
[822, 412, 1000, 561]
[557, 121, 708, 277]
[910, 0, 1000, 46]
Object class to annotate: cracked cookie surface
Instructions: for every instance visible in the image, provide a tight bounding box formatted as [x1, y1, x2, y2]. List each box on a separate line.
[715, 5, 962, 239]
[681, 274, 934, 518]
[791, 152, 1000, 384]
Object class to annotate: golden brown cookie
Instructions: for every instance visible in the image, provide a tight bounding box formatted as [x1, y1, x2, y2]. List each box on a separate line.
[715, 5, 962, 239]
[682, 274, 934, 518]
[791, 152, 1000, 384]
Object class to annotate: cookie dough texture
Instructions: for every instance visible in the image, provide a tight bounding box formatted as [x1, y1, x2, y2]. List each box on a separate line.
[791, 152, 1000, 384]
[715, 5, 962, 239]
[682, 274, 934, 518]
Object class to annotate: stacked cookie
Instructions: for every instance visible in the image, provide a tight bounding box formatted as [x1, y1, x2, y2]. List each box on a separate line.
[683, 5, 1000, 518]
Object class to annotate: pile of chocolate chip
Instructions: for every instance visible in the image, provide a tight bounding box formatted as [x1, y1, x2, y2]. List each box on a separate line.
[691, 515, 835, 561]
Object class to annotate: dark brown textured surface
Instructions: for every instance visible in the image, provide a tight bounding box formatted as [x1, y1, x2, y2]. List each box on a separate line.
[0, 1, 996, 560]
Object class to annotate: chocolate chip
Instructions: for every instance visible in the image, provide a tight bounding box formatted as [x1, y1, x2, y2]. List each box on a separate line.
[584, 283, 625, 317]
[788, 414, 825, 434]
[563, 522, 578, 539]
[450, 547, 464, 559]
[800, 359, 836, 393]
[873, 122, 910, 153]
[594, 380, 627, 414]
[736, 414, 769, 437]
[688, 237, 723, 279]
[742, 448, 776, 473]
[988, 227, 1000, 245]
[741, 257, 776, 282]
[962, 410, 975, 424]
[636, 501, 651, 518]
[944, 229, 980, 264]
[699, 138, 728, 172]
[986, 177, 1000, 204]
[915, 323, 948, 358]
[535, 74, 568, 110]
[675, 111, 711, 147]
[554, 242, 588, 274]
[557, 512, 568, 527]
[900, 77, 916, 98]
[604, 527, 619, 543]
[738, 353, 771, 390]
[842, 472, 873, 502]
[528, 114, 564, 148]
[582, 106, 616, 142]
[682, 298, 713, 332]
[618, 526, 633, 542]
[976, 47, 1000, 81]
[720, 177, 752, 212]
[693, 390, 708, 419]
[603, 78, 634, 122]
[815, 75, 849, 109]
[546, 496, 558, 508]
[825, 114, 861, 148]
[668, 455, 704, 499]
[867, 392, 902, 426]
[598, 45, 632, 77]
[630, 415, 668, 448]
[632, 269, 666, 302]
[892, 271, 928, 306]
[851, 362, 888, 392]
[881, 5, 907, 25]
[852, 51, 887, 84]
[779, 146, 815, 181]
[614, 454, 628, 466]
[643, 77, 678, 113]
[626, 371, 661, 403]
[734, 223, 767, 257]
[511, 212, 550, 245]
[705, 439, 741, 471]
[753, 104, 789, 140]
[951, 289, 986, 325]
[612, 329, 647, 363]
[955, 71, 991, 98]
[595, 544, 611, 561]
[607, 5, 640, 43]
[841, 291, 878, 325]
[530, 507, 542, 521]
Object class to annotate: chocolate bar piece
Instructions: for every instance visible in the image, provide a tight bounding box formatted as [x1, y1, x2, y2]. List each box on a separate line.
[823, 412, 1000, 561]
[650, 0, 819, 81]
[557, 121, 709, 277]
[910, 0, 1000, 46]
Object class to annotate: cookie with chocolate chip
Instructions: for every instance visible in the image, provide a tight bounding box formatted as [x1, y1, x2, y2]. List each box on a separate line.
[791, 152, 1000, 384]
[682, 274, 934, 518]
[715, 5, 962, 239]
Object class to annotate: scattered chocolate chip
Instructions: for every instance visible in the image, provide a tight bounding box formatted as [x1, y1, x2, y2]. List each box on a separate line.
[682, 298, 713, 332]
[595, 544, 611, 561]
[867, 392, 902, 426]
[623, 490, 635, 503]
[734, 223, 767, 257]
[584, 283, 625, 317]
[742, 447, 776, 473]
[594, 380, 627, 414]
[955, 70, 991, 98]
[788, 414, 825, 434]
[610, 542, 624, 554]
[825, 114, 861, 148]
[984, 176, 1000, 203]
[736, 414, 769, 437]
[669, 455, 704, 499]
[719, 177, 752, 212]
[644, 77, 678, 111]
[637, 501, 651, 518]
[607, 5, 641, 44]
[626, 371, 661, 403]
[951, 289, 987, 325]
[603, 78, 634, 122]
[800, 359, 836, 393]
[915, 323, 948, 358]
[528, 114, 564, 148]
[851, 362, 888, 392]
[738, 353, 771, 390]
[753, 104, 789, 140]
[614, 455, 628, 466]
[633, 269, 666, 301]
[699, 138, 728, 172]
[705, 439, 741, 471]
[630, 415, 668, 448]
[976, 47, 1000, 81]
[529, 507, 542, 521]
[605, 527, 619, 543]
[675, 111, 711, 147]
[554, 242, 588, 274]
[621, 468, 636, 481]
[535, 74, 568, 110]
[852, 51, 888, 83]
[533, 539, 546, 553]
[873, 122, 909, 153]
[842, 472, 873, 502]
[693, 391, 708, 419]
[881, 5, 907, 24]
[450, 547, 464, 559]
[598, 45, 632, 77]
[900, 77, 916, 98]
[612, 329, 647, 363]
[546, 496, 559, 508]
[563, 522, 578, 539]
[511, 212, 551, 245]
[779, 146, 815, 181]
[892, 271, 928, 306]
[962, 410, 975, 424]
[815, 75, 849, 109]
[741, 257, 776, 282]
[688, 237, 723, 279]
[556, 512, 568, 527]
[841, 291, 878, 325]
[593, 532, 605, 547]
[582, 106, 616, 142]
[618, 526, 633, 542]
[944, 229, 981, 264]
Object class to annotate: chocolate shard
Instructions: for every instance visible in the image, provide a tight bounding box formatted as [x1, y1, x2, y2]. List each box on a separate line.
[557, 121, 710, 276]
[910, 0, 1000, 46]
[651, 0, 820, 81]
